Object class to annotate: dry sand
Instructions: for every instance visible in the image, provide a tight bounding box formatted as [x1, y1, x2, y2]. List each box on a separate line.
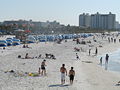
[0, 34, 120, 90]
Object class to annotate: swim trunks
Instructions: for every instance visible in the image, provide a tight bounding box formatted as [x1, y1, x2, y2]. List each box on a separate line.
[69, 75, 74, 81]
[61, 73, 65, 80]
[41, 65, 45, 70]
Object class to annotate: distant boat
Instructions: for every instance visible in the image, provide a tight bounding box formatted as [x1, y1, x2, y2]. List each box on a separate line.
[0, 40, 7, 47]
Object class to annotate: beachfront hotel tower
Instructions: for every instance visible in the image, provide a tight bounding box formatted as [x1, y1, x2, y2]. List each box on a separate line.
[79, 13, 91, 28]
[79, 12, 116, 30]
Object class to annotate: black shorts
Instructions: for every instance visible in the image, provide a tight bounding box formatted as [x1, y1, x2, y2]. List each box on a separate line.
[41, 65, 45, 70]
[69, 75, 74, 81]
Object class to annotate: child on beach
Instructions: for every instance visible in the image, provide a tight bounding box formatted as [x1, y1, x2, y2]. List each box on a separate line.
[41, 60, 46, 76]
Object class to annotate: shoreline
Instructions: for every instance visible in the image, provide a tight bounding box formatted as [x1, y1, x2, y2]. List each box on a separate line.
[98, 47, 120, 74]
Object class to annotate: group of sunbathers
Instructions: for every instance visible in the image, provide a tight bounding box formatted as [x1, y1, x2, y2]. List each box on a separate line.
[18, 53, 56, 60]
[18, 53, 39, 59]
[22, 44, 31, 48]
[45, 53, 56, 59]
[74, 47, 80, 52]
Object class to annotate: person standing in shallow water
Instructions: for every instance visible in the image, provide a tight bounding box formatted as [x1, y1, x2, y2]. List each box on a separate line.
[105, 54, 109, 70]
[105, 54, 109, 64]
[60, 64, 67, 85]
[100, 57, 102, 66]
[69, 67, 75, 85]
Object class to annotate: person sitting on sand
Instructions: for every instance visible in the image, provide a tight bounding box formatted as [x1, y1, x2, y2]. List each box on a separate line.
[38, 54, 42, 59]
[69, 67, 75, 85]
[51, 54, 56, 59]
[25, 53, 34, 59]
[23, 44, 26, 48]
[26, 45, 32, 48]
[45, 53, 49, 59]
[3, 47, 5, 50]
[74, 47, 80, 52]
[41, 60, 46, 76]
[23, 44, 31, 48]
[60, 64, 67, 85]
[18, 55, 21, 58]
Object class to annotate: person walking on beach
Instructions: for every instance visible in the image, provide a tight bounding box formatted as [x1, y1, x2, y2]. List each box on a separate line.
[95, 47, 98, 55]
[76, 38, 80, 44]
[108, 37, 110, 43]
[100, 57, 102, 66]
[111, 38, 113, 42]
[89, 49, 91, 56]
[114, 39, 116, 43]
[76, 53, 80, 60]
[69, 67, 75, 85]
[41, 60, 46, 76]
[119, 39, 120, 43]
[60, 64, 67, 85]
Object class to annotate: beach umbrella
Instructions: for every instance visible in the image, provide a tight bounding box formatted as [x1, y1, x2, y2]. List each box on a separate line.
[24, 30, 31, 33]
[15, 29, 24, 32]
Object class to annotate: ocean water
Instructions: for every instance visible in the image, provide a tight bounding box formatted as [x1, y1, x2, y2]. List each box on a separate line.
[98, 49, 120, 72]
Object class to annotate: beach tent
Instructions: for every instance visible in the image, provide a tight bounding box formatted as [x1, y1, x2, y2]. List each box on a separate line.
[38, 35, 47, 42]
[46, 35, 55, 41]
[26, 36, 36, 43]
[14, 29, 25, 32]
[0, 40, 7, 47]
[12, 39, 21, 45]
[6, 39, 13, 46]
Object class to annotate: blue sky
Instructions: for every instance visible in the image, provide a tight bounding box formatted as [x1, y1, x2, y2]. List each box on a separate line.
[0, 0, 120, 26]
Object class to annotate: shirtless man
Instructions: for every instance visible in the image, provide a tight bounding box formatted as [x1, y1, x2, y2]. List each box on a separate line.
[41, 60, 46, 76]
[69, 67, 75, 85]
[60, 64, 67, 85]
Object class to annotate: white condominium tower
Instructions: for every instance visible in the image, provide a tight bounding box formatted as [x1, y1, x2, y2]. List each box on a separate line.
[79, 13, 91, 28]
[79, 12, 116, 30]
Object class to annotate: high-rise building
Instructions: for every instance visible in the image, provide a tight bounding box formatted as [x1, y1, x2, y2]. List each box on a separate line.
[79, 12, 116, 30]
[115, 21, 120, 29]
[79, 13, 91, 28]
[91, 12, 116, 29]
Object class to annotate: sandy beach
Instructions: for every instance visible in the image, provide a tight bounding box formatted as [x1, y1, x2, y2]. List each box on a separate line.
[0, 34, 120, 90]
